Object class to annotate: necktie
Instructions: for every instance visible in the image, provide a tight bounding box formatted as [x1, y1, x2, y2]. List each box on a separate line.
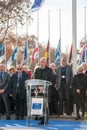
[17, 73, 22, 87]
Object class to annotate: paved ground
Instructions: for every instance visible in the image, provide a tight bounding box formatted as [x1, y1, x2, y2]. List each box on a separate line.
[0, 113, 87, 130]
[0, 115, 87, 130]
[0, 119, 87, 130]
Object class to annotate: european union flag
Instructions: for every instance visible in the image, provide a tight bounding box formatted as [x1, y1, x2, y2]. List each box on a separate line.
[31, 0, 45, 11]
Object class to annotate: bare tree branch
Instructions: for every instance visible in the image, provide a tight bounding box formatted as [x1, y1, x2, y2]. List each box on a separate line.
[0, 0, 32, 42]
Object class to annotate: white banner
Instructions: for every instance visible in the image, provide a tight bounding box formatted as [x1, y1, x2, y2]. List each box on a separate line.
[31, 98, 43, 115]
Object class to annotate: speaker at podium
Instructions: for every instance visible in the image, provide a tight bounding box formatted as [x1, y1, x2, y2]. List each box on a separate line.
[25, 79, 52, 125]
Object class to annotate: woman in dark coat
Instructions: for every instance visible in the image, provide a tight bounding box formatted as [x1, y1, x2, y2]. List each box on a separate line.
[72, 65, 87, 120]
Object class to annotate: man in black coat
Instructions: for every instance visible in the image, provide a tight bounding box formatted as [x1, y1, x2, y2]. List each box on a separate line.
[34, 57, 53, 125]
[10, 64, 30, 120]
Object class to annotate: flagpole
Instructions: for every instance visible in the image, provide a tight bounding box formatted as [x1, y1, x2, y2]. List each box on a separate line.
[48, 10, 50, 65]
[84, 7, 87, 62]
[72, 0, 77, 74]
[26, 15, 29, 68]
[15, 18, 18, 66]
[59, 9, 61, 58]
[3, 14, 7, 71]
[37, 10, 40, 63]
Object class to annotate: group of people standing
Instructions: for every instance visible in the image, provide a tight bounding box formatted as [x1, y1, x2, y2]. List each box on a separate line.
[0, 64, 31, 120]
[0, 55, 87, 125]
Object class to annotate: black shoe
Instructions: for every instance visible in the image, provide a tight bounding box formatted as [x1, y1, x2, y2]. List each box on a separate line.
[35, 116, 39, 120]
[38, 120, 44, 125]
[38, 120, 48, 125]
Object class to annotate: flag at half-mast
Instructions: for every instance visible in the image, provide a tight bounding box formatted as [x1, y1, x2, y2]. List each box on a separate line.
[7, 47, 17, 68]
[68, 44, 73, 63]
[0, 42, 5, 63]
[32, 47, 38, 62]
[55, 39, 61, 66]
[31, 0, 45, 11]
[21, 42, 28, 65]
[45, 40, 49, 64]
[80, 45, 87, 63]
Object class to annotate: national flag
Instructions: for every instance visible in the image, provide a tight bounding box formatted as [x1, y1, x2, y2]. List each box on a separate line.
[21, 42, 28, 65]
[68, 44, 73, 63]
[55, 39, 61, 66]
[0, 42, 5, 63]
[32, 47, 38, 62]
[80, 45, 87, 63]
[7, 47, 17, 68]
[45, 41, 49, 64]
[31, 0, 45, 11]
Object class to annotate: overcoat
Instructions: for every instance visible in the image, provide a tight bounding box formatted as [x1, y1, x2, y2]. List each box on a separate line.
[72, 73, 87, 104]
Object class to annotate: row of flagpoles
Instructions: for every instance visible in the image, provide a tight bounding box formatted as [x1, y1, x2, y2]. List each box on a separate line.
[0, 0, 45, 69]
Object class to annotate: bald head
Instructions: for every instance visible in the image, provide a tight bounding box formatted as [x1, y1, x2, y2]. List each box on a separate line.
[40, 57, 47, 68]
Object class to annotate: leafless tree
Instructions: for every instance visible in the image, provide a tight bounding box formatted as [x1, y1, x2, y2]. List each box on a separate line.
[0, 0, 32, 42]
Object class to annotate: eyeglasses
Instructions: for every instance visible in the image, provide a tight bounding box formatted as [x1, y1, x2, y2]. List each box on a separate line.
[17, 68, 22, 70]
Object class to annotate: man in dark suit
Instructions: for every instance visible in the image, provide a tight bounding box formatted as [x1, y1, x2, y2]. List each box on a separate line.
[56, 56, 73, 115]
[34, 57, 53, 125]
[10, 64, 30, 120]
[0, 63, 11, 119]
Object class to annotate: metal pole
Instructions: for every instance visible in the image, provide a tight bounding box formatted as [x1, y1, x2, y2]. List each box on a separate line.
[84, 7, 87, 62]
[48, 10, 50, 65]
[59, 9, 61, 58]
[16, 18, 18, 66]
[72, 0, 77, 75]
[26, 15, 29, 68]
[37, 10, 40, 63]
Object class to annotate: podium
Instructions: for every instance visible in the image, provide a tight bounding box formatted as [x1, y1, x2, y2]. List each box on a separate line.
[25, 79, 52, 125]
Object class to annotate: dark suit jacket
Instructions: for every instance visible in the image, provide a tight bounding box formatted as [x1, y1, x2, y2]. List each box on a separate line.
[35, 66, 53, 83]
[10, 71, 30, 99]
[34, 66, 53, 102]
[0, 72, 10, 93]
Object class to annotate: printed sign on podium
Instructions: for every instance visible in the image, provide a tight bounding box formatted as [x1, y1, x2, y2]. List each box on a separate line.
[31, 98, 43, 115]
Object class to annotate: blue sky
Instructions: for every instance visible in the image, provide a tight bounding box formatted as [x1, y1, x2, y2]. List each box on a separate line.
[22, 0, 87, 53]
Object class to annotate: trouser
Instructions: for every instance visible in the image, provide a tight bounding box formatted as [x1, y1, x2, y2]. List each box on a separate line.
[15, 92, 25, 118]
[76, 103, 85, 117]
[58, 89, 71, 115]
[0, 93, 11, 118]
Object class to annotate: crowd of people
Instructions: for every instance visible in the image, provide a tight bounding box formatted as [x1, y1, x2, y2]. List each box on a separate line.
[0, 56, 87, 125]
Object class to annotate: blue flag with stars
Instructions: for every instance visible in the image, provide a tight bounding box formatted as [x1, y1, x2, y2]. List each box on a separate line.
[31, 0, 45, 11]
